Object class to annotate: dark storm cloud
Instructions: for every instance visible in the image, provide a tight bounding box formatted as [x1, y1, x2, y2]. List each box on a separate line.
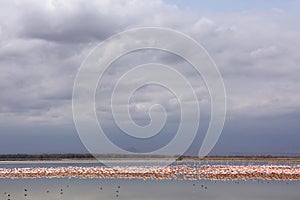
[17, 2, 120, 43]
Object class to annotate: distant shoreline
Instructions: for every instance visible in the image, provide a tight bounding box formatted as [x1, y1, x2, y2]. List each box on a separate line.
[0, 154, 299, 162]
[179, 157, 300, 163]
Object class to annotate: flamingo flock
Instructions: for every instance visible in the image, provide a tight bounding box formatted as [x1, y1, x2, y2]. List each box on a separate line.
[0, 165, 299, 180]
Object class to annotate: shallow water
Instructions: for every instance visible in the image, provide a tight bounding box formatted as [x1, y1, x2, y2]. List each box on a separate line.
[0, 161, 299, 200]
[1, 178, 299, 200]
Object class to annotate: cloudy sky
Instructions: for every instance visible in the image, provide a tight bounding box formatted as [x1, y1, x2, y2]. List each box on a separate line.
[0, 0, 300, 155]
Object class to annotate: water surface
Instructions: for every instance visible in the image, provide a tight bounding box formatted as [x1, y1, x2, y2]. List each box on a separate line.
[0, 161, 299, 200]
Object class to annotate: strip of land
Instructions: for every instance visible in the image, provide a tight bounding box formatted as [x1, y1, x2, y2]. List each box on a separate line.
[0, 154, 299, 162]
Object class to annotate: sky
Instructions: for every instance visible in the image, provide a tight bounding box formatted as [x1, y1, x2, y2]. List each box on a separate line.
[0, 0, 300, 155]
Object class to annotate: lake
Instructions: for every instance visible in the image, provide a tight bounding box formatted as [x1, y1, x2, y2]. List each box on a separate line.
[0, 161, 299, 200]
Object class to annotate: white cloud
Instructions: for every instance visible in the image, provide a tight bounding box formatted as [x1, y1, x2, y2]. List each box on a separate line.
[250, 45, 280, 58]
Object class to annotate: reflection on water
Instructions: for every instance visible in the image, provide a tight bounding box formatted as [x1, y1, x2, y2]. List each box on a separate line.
[0, 178, 299, 200]
[0, 161, 299, 200]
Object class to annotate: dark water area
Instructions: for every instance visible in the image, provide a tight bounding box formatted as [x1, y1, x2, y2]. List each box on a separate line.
[0, 161, 299, 200]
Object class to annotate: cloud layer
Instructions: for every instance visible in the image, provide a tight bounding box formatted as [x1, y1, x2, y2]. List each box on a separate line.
[0, 0, 299, 154]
